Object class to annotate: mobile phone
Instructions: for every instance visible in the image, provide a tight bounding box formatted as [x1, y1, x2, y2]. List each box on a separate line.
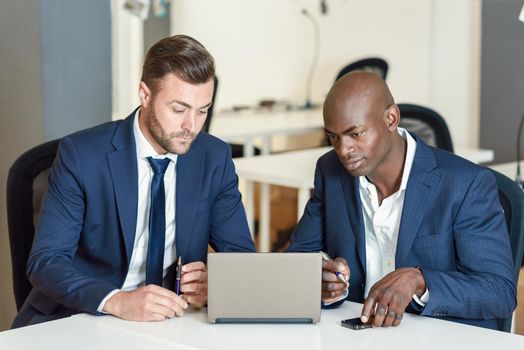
[340, 317, 373, 330]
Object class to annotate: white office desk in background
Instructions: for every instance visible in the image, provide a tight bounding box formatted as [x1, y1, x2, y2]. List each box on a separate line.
[211, 108, 324, 241]
[1, 301, 522, 350]
[210, 108, 324, 155]
[234, 146, 495, 252]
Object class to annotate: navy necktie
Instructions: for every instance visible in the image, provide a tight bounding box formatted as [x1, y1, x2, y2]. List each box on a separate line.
[146, 157, 171, 286]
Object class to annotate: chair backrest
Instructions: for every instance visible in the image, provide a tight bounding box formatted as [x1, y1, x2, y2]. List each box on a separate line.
[487, 168, 524, 332]
[398, 103, 454, 152]
[202, 76, 219, 133]
[335, 57, 389, 82]
[6, 139, 60, 310]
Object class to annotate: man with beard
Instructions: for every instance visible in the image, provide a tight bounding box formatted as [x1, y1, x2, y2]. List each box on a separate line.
[13, 35, 255, 328]
[288, 72, 516, 330]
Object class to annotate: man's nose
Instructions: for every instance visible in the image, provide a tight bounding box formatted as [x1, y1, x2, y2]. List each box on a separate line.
[181, 112, 196, 133]
[336, 135, 355, 155]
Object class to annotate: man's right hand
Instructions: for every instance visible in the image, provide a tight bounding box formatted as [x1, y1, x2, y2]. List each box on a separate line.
[103, 284, 188, 321]
[322, 257, 350, 303]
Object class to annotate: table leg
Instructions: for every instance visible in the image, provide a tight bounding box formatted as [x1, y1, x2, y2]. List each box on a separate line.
[259, 183, 270, 252]
[241, 138, 255, 237]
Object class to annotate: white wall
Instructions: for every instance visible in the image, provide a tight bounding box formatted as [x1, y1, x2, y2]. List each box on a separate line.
[111, 0, 143, 119]
[169, 0, 480, 148]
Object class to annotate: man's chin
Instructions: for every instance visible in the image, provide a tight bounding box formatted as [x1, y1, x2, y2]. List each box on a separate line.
[167, 141, 193, 155]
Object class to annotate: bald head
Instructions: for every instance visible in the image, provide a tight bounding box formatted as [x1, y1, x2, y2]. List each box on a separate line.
[322, 71, 404, 180]
[324, 71, 394, 125]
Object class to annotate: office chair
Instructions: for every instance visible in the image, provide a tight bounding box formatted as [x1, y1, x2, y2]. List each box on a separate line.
[398, 103, 454, 152]
[335, 57, 389, 82]
[487, 169, 524, 332]
[6, 139, 60, 311]
[204, 76, 260, 158]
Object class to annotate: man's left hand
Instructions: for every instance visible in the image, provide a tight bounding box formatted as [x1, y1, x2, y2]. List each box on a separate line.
[361, 267, 426, 327]
[180, 261, 208, 308]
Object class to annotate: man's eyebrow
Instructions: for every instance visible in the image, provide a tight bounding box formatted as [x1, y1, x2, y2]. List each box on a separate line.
[167, 99, 192, 108]
[167, 100, 213, 110]
[324, 125, 359, 135]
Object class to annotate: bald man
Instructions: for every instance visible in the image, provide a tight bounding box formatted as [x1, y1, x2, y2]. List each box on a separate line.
[288, 72, 516, 330]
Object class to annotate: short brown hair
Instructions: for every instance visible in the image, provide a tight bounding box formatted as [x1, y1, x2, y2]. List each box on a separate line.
[141, 34, 215, 93]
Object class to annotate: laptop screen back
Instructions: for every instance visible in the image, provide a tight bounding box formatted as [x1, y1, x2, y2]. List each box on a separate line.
[207, 252, 322, 323]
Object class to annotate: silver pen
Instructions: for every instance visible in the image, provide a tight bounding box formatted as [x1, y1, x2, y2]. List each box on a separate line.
[320, 251, 349, 285]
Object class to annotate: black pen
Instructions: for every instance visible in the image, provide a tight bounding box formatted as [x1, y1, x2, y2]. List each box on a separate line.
[175, 256, 182, 295]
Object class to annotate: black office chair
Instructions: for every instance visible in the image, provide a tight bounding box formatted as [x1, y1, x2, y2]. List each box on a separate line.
[6, 139, 60, 311]
[487, 169, 524, 332]
[398, 103, 454, 153]
[204, 76, 260, 158]
[335, 57, 389, 82]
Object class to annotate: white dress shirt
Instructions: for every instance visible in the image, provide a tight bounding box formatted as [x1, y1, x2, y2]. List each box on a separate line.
[359, 128, 428, 304]
[98, 109, 178, 311]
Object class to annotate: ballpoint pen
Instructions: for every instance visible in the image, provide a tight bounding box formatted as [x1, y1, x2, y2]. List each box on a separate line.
[175, 256, 182, 295]
[320, 251, 348, 285]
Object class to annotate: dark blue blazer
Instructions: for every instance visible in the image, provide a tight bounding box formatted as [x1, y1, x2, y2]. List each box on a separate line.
[14, 112, 255, 326]
[289, 136, 516, 330]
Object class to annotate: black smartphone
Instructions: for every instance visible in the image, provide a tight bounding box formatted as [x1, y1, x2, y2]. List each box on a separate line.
[340, 317, 373, 330]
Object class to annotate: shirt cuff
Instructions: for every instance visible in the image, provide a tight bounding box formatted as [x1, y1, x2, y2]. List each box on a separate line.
[412, 288, 429, 306]
[323, 287, 349, 306]
[97, 289, 121, 314]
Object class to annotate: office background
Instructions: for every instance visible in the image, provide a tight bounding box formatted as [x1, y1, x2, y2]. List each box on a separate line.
[1, 0, 523, 331]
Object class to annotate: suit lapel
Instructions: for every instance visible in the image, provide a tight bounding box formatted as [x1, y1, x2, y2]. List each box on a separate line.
[175, 142, 204, 260]
[396, 140, 441, 265]
[339, 165, 366, 274]
[107, 113, 138, 266]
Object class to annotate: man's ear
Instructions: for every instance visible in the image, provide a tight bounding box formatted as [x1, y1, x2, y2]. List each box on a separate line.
[138, 81, 152, 108]
[386, 104, 400, 130]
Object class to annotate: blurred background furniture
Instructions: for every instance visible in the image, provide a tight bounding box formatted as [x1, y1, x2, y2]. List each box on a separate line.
[487, 168, 524, 332]
[335, 57, 389, 82]
[6, 139, 60, 311]
[398, 103, 454, 152]
[203, 76, 260, 158]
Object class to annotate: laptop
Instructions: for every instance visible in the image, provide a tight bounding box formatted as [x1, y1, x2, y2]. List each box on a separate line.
[207, 252, 322, 323]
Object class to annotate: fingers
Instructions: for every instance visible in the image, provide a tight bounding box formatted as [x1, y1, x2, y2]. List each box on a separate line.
[181, 261, 206, 273]
[360, 291, 377, 324]
[181, 269, 207, 284]
[181, 294, 206, 308]
[322, 258, 347, 275]
[361, 286, 406, 328]
[105, 285, 188, 321]
[142, 285, 187, 316]
[334, 257, 350, 280]
[179, 261, 208, 307]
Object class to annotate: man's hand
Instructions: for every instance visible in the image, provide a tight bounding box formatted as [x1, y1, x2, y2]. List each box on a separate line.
[180, 261, 208, 308]
[103, 284, 188, 321]
[322, 257, 350, 303]
[361, 267, 426, 327]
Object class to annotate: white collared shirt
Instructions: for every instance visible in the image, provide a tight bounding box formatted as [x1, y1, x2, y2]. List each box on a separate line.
[359, 128, 428, 304]
[360, 127, 416, 297]
[98, 109, 178, 311]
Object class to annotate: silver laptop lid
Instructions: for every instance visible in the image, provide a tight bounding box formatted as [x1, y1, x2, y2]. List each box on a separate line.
[207, 252, 322, 323]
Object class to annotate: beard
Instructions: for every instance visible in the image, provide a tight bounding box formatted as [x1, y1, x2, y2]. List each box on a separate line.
[146, 109, 197, 155]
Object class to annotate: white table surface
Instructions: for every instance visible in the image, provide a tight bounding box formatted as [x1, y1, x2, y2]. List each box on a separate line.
[234, 146, 495, 252]
[1, 302, 522, 350]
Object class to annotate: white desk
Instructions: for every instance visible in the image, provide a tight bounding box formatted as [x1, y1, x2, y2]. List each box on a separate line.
[1, 302, 522, 349]
[489, 161, 520, 179]
[210, 108, 324, 156]
[234, 146, 495, 252]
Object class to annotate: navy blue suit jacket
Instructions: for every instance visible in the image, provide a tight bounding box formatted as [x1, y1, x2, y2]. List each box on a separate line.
[14, 112, 255, 326]
[289, 136, 516, 330]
